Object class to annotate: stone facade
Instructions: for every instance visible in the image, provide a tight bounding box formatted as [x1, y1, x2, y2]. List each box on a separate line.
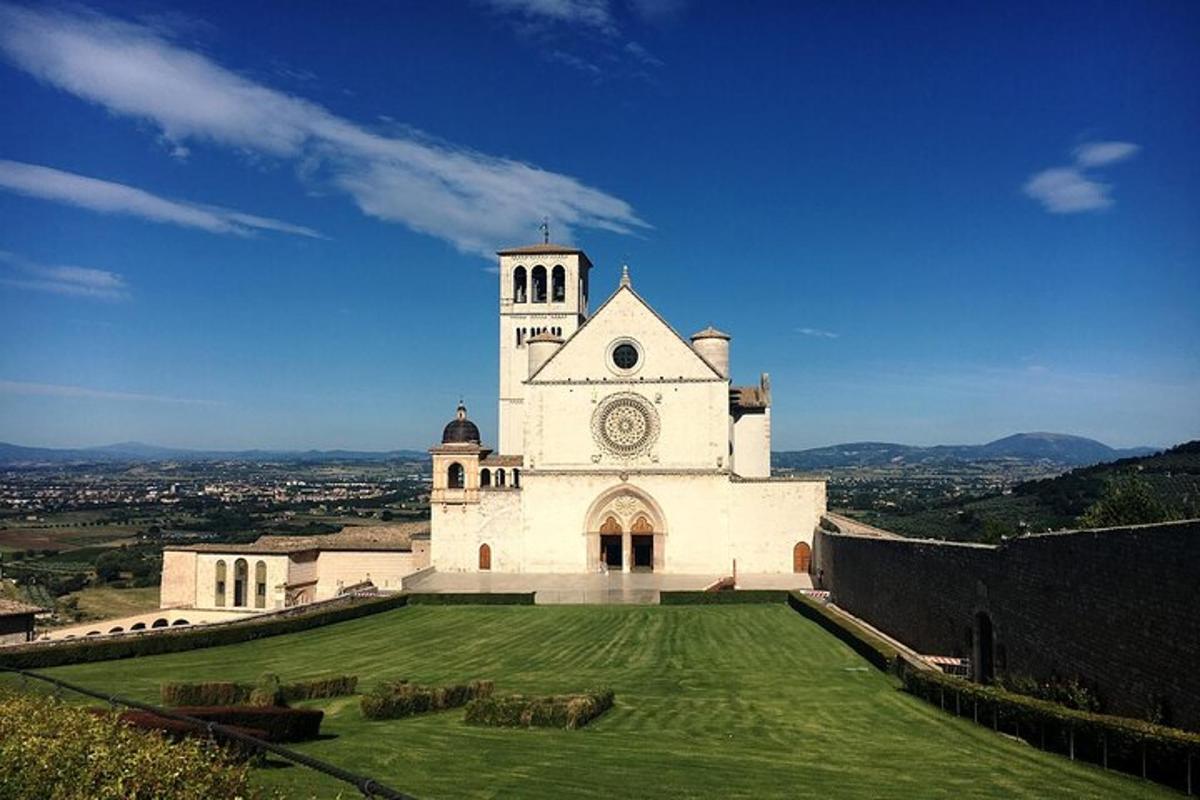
[813, 518, 1200, 731]
[431, 244, 826, 576]
[159, 525, 430, 612]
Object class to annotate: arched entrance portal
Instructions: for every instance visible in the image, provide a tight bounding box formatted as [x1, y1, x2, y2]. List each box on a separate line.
[584, 486, 666, 573]
[793, 541, 812, 573]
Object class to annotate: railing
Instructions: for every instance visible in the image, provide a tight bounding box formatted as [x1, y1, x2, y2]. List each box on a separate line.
[1, 666, 416, 800]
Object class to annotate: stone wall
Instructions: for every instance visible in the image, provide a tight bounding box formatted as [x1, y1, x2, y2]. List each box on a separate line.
[813, 518, 1200, 731]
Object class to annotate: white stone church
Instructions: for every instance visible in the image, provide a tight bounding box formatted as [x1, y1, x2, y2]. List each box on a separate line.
[152, 241, 824, 620]
[430, 242, 825, 576]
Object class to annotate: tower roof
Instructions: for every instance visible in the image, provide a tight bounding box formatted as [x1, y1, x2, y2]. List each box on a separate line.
[441, 403, 481, 444]
[691, 325, 731, 341]
[496, 243, 586, 256]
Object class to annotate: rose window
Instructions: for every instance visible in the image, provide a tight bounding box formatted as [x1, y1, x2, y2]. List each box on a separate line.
[592, 393, 659, 458]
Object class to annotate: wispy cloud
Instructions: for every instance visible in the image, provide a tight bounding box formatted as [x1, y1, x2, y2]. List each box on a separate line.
[0, 4, 647, 256]
[0, 160, 323, 238]
[0, 250, 129, 300]
[476, 0, 668, 81]
[1073, 141, 1139, 168]
[1023, 140, 1139, 214]
[478, 0, 615, 33]
[0, 380, 220, 405]
[796, 327, 839, 339]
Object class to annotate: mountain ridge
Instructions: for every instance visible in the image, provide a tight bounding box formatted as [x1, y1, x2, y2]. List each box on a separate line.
[0, 432, 1157, 468]
[774, 432, 1157, 470]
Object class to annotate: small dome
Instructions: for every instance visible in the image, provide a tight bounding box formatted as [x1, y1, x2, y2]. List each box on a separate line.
[691, 325, 730, 341]
[442, 403, 480, 444]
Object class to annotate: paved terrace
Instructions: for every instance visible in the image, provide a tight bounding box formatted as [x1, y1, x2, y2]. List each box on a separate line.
[402, 570, 812, 604]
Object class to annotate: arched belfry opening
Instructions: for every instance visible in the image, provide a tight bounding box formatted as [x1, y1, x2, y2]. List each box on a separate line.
[584, 486, 666, 573]
[551, 265, 566, 302]
[513, 266, 527, 303]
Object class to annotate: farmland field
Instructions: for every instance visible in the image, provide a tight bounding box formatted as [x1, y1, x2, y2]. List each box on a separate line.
[17, 604, 1172, 799]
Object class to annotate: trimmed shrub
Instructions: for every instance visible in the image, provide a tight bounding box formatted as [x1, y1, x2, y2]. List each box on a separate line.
[161, 673, 360, 708]
[786, 591, 898, 671]
[281, 674, 359, 702]
[161, 681, 250, 707]
[171, 706, 324, 742]
[361, 680, 494, 720]
[660, 590, 789, 605]
[465, 689, 614, 730]
[0, 692, 265, 799]
[112, 710, 266, 760]
[405, 592, 535, 605]
[1, 592, 410, 670]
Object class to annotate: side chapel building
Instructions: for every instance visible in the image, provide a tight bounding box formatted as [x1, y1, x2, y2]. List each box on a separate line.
[430, 242, 826, 575]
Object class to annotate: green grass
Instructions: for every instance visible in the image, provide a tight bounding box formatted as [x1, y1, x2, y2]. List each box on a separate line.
[18, 605, 1172, 799]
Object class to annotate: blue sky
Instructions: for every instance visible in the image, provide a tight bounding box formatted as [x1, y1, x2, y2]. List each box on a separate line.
[0, 0, 1197, 451]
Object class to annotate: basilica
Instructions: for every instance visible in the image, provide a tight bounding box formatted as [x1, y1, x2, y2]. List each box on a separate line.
[429, 242, 826, 576]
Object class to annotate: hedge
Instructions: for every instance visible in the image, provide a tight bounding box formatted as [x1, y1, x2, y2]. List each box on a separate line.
[464, 689, 614, 730]
[405, 592, 535, 605]
[899, 663, 1200, 793]
[161, 674, 359, 707]
[168, 706, 324, 743]
[1, 692, 265, 799]
[1, 593, 410, 669]
[660, 590, 789, 605]
[361, 679, 494, 720]
[112, 710, 266, 760]
[786, 591, 899, 671]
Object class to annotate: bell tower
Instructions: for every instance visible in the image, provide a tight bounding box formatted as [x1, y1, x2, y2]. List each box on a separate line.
[496, 236, 591, 455]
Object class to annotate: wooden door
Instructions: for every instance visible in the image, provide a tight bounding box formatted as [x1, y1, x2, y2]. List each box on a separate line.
[793, 542, 811, 573]
[479, 543, 491, 571]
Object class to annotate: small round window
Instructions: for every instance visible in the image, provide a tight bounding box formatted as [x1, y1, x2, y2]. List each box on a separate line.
[612, 343, 639, 370]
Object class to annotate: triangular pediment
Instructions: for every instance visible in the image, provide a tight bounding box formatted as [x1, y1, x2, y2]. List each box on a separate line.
[530, 285, 723, 383]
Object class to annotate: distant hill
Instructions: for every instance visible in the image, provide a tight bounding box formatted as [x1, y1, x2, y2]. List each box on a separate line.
[0, 441, 429, 466]
[774, 432, 1157, 470]
[847, 440, 1200, 541]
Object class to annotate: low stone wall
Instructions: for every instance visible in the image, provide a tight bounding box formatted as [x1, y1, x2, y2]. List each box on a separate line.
[813, 517, 1200, 731]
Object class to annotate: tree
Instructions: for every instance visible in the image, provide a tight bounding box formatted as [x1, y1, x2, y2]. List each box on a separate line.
[1078, 473, 1168, 528]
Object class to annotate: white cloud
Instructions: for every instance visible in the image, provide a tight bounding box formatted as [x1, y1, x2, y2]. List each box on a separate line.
[1023, 139, 1139, 214]
[0, 160, 323, 237]
[0, 4, 647, 256]
[624, 40, 664, 67]
[0, 250, 129, 300]
[479, 0, 614, 32]
[797, 327, 839, 339]
[1023, 167, 1112, 213]
[1074, 141, 1139, 168]
[0, 380, 219, 405]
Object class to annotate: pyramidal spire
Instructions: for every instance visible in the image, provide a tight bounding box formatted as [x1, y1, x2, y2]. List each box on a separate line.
[619, 263, 631, 288]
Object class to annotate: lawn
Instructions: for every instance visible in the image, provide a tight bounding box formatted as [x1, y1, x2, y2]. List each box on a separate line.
[25, 605, 1171, 799]
[63, 585, 161, 619]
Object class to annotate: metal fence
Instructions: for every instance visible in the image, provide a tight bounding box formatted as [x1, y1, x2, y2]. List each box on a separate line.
[1, 666, 415, 800]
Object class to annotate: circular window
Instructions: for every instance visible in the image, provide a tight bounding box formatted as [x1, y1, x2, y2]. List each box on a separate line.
[592, 392, 660, 458]
[612, 343, 639, 370]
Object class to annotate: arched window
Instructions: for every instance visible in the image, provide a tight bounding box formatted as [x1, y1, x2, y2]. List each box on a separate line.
[512, 468, 520, 488]
[551, 265, 566, 302]
[234, 558, 248, 607]
[531, 265, 547, 303]
[479, 543, 492, 570]
[151, 618, 169, 628]
[496, 468, 506, 487]
[516, 329, 523, 347]
[480, 468, 491, 486]
[513, 266, 527, 303]
[214, 560, 227, 607]
[448, 462, 465, 489]
[255, 560, 267, 609]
